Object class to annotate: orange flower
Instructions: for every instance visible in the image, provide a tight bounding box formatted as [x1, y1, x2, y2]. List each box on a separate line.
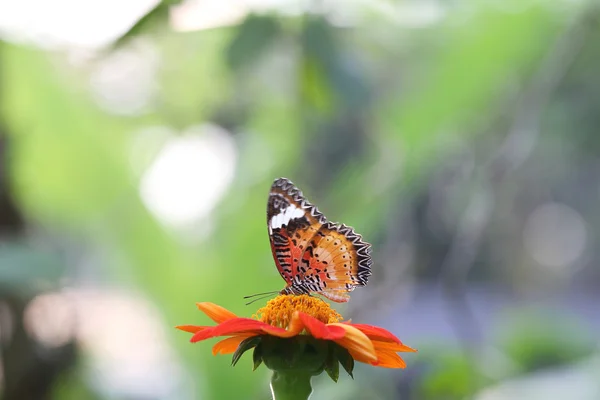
[177, 295, 415, 377]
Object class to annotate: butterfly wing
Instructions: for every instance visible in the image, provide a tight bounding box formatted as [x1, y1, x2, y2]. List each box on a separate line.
[297, 222, 372, 302]
[267, 178, 373, 303]
[267, 178, 326, 285]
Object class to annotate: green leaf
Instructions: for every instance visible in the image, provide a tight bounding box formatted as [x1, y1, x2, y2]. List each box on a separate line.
[252, 343, 263, 371]
[378, 1, 560, 183]
[324, 344, 340, 382]
[226, 14, 280, 71]
[299, 55, 334, 114]
[232, 336, 262, 367]
[111, 0, 183, 49]
[300, 16, 369, 112]
[301, 17, 336, 66]
[334, 345, 354, 379]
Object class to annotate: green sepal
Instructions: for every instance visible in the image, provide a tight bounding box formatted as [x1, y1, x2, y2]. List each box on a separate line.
[324, 344, 339, 382]
[252, 343, 263, 371]
[232, 336, 262, 367]
[261, 335, 328, 374]
[334, 345, 354, 379]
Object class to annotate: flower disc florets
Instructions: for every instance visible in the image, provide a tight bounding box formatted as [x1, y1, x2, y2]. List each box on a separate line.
[254, 294, 342, 328]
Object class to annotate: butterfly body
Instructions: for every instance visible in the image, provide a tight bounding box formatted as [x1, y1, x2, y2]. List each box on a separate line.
[267, 178, 372, 303]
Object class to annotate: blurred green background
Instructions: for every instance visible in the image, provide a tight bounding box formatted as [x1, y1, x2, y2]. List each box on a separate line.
[1, 0, 600, 399]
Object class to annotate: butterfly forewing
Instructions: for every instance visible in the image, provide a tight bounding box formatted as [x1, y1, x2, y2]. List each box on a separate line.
[266, 177, 373, 302]
[267, 178, 325, 285]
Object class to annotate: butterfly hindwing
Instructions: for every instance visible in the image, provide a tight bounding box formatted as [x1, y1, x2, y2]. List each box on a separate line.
[299, 222, 372, 301]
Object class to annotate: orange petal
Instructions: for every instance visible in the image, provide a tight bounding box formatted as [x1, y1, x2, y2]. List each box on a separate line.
[191, 318, 269, 342]
[371, 350, 407, 368]
[346, 347, 376, 364]
[212, 334, 256, 355]
[261, 311, 305, 338]
[196, 302, 238, 323]
[329, 323, 377, 362]
[176, 325, 208, 334]
[298, 312, 346, 340]
[350, 324, 402, 343]
[373, 340, 417, 353]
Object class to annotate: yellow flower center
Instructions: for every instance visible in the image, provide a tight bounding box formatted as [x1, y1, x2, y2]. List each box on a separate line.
[254, 294, 343, 328]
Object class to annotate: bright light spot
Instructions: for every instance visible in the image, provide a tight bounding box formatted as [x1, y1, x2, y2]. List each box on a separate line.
[0, 0, 158, 49]
[90, 40, 159, 115]
[523, 203, 587, 270]
[72, 289, 186, 399]
[139, 124, 237, 228]
[171, 0, 306, 32]
[369, 0, 445, 27]
[23, 292, 75, 347]
[171, 0, 248, 31]
[171, 0, 445, 32]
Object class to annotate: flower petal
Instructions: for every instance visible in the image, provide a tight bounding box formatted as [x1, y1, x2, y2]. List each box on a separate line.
[373, 340, 417, 353]
[176, 325, 208, 334]
[329, 323, 377, 362]
[212, 335, 256, 355]
[191, 318, 270, 342]
[371, 351, 407, 368]
[346, 348, 377, 364]
[298, 312, 346, 340]
[196, 302, 238, 323]
[260, 312, 305, 338]
[350, 324, 402, 343]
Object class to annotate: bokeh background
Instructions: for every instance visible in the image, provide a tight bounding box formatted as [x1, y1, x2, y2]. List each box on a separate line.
[1, 0, 600, 399]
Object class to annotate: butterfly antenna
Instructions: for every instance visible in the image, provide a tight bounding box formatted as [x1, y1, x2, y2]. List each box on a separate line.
[243, 290, 279, 299]
[244, 292, 278, 306]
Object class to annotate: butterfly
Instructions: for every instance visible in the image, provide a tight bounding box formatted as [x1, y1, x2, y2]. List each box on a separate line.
[266, 177, 372, 303]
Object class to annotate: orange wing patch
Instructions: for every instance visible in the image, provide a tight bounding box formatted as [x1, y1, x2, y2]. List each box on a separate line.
[297, 223, 372, 302]
[270, 221, 321, 280]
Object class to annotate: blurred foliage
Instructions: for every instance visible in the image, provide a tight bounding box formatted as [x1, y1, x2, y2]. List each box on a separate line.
[1, 0, 600, 399]
[226, 14, 281, 71]
[412, 349, 492, 400]
[111, 0, 184, 49]
[51, 367, 100, 400]
[499, 312, 595, 373]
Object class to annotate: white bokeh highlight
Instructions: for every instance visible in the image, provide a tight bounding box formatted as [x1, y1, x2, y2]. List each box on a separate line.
[0, 0, 158, 48]
[523, 202, 587, 270]
[90, 41, 159, 115]
[139, 124, 236, 228]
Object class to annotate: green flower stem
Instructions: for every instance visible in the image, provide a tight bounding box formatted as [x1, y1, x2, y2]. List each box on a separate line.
[270, 371, 313, 400]
[260, 336, 329, 400]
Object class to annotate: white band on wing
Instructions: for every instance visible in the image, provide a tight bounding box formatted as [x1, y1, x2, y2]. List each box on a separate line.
[269, 205, 305, 230]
